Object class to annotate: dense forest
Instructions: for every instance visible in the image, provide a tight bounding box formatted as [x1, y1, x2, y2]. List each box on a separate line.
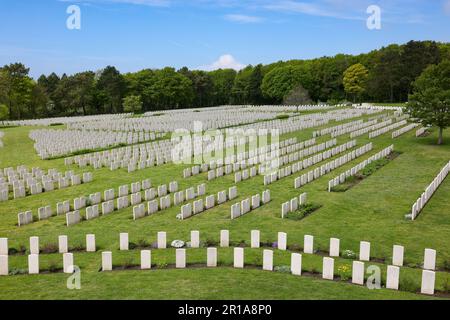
[1, 40, 449, 120]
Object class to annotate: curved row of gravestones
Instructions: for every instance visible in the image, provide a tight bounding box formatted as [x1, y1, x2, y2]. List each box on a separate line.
[65, 107, 383, 171]
[1, 113, 131, 127]
[235, 108, 382, 136]
[0, 231, 439, 295]
[410, 160, 450, 221]
[327, 144, 395, 192]
[71, 108, 278, 133]
[0, 165, 93, 202]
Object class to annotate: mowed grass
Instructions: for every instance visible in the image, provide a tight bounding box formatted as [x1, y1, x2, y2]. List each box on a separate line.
[0, 116, 449, 300]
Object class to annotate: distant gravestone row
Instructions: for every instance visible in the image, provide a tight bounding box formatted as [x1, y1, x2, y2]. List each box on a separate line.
[410, 160, 450, 220]
[328, 145, 395, 192]
[178, 186, 237, 220]
[263, 138, 343, 185]
[230, 190, 271, 219]
[29, 128, 164, 159]
[0, 166, 93, 202]
[392, 123, 420, 139]
[369, 119, 408, 138]
[294, 142, 373, 189]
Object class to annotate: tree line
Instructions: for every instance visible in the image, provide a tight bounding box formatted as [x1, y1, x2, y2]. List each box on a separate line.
[1, 40, 449, 120]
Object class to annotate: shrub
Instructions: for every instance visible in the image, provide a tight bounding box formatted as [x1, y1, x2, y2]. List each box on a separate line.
[285, 203, 322, 221]
[342, 250, 357, 260]
[337, 264, 351, 281]
[274, 265, 291, 273]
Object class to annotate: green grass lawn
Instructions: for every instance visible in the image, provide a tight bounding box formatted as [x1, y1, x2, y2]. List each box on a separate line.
[0, 114, 449, 300]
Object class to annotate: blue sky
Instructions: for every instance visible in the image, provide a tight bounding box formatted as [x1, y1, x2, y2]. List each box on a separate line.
[1, 0, 449, 78]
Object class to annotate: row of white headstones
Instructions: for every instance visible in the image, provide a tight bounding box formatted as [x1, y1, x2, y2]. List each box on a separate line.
[0, 232, 438, 295]
[327, 145, 394, 192]
[411, 160, 450, 220]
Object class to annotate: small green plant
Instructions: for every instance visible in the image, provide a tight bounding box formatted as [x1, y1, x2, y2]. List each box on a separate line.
[9, 268, 27, 275]
[285, 203, 322, 221]
[123, 257, 135, 268]
[337, 264, 351, 281]
[274, 265, 291, 273]
[157, 262, 168, 269]
[342, 250, 357, 259]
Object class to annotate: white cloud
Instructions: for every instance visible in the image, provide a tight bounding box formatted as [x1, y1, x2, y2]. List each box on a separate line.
[198, 54, 246, 71]
[224, 14, 264, 23]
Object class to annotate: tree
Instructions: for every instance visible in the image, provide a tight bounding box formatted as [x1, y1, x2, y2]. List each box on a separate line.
[97, 66, 126, 113]
[343, 63, 369, 102]
[283, 85, 312, 106]
[0, 63, 33, 119]
[0, 104, 9, 120]
[261, 65, 312, 104]
[407, 60, 450, 145]
[123, 95, 143, 113]
[399, 40, 441, 101]
[209, 69, 236, 106]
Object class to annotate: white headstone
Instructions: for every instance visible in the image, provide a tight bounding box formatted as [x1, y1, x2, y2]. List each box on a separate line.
[322, 257, 334, 280]
[28, 254, 39, 274]
[176, 249, 186, 268]
[278, 232, 287, 250]
[329, 238, 340, 257]
[86, 234, 96, 252]
[102, 251, 112, 271]
[392, 245, 404, 267]
[58, 235, 68, 254]
[304, 235, 314, 254]
[251, 230, 260, 248]
[157, 232, 166, 249]
[291, 253, 302, 276]
[263, 250, 273, 271]
[119, 233, 129, 251]
[0, 238, 8, 255]
[63, 253, 74, 274]
[191, 231, 200, 248]
[207, 247, 217, 267]
[220, 230, 229, 247]
[30, 236, 39, 255]
[233, 247, 244, 268]
[352, 261, 365, 285]
[0, 255, 8, 276]
[423, 248, 436, 270]
[386, 265, 400, 290]
[420, 270, 435, 295]
[141, 250, 151, 270]
[359, 241, 370, 261]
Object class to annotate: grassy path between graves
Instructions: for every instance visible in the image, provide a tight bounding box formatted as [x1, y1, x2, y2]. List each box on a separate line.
[0, 116, 449, 300]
